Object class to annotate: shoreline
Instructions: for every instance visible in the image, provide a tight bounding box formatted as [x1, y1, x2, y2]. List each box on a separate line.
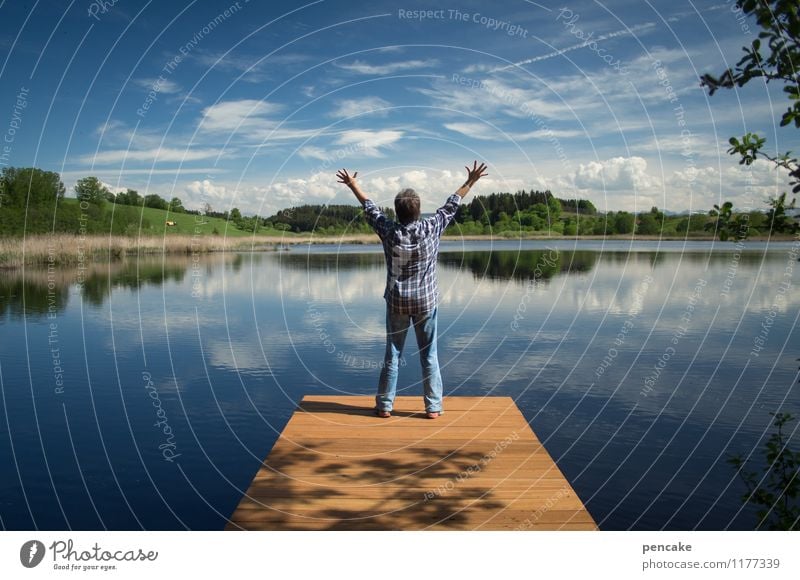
[1, 232, 796, 268]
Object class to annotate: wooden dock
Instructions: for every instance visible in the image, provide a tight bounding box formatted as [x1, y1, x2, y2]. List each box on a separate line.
[226, 395, 597, 530]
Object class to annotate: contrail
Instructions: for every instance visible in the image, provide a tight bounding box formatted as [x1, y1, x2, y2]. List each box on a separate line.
[493, 23, 654, 72]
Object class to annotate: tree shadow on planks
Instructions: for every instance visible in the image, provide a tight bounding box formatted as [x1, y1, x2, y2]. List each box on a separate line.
[297, 399, 421, 419]
[227, 439, 506, 530]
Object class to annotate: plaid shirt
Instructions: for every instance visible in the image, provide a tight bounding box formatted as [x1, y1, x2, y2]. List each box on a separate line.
[363, 193, 461, 315]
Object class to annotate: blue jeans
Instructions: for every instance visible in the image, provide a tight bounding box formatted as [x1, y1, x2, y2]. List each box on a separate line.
[376, 306, 443, 414]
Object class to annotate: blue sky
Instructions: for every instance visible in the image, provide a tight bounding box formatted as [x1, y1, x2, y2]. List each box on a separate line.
[0, 0, 796, 215]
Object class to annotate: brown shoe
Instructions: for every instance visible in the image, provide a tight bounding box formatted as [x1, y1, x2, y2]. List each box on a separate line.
[426, 411, 440, 419]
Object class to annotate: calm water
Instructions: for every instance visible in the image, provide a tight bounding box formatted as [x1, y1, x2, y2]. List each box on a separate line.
[1, 239, 798, 530]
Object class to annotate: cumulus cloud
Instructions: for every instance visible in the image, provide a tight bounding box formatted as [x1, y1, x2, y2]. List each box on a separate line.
[182, 172, 338, 216]
[668, 159, 791, 211]
[186, 178, 229, 201]
[573, 156, 661, 191]
[179, 168, 525, 218]
[168, 155, 794, 220]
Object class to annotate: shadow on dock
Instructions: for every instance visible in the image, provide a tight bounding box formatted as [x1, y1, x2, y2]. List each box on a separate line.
[226, 396, 597, 530]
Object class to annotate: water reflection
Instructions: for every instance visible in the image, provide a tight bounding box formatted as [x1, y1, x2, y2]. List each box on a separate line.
[0, 241, 797, 531]
[4, 245, 796, 319]
[440, 249, 593, 281]
[278, 251, 384, 272]
[0, 255, 232, 318]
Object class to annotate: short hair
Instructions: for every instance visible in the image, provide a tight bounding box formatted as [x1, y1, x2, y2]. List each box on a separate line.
[395, 188, 420, 224]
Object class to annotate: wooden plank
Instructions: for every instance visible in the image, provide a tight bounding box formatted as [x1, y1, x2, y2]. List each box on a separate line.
[226, 396, 597, 531]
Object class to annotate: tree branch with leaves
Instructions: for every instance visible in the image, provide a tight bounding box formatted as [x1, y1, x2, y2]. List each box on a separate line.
[700, 0, 800, 209]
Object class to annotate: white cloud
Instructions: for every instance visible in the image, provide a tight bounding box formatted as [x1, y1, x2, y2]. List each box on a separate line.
[633, 134, 720, 156]
[444, 121, 581, 142]
[573, 156, 661, 191]
[199, 99, 283, 133]
[298, 146, 329, 161]
[334, 58, 438, 75]
[93, 120, 164, 149]
[668, 159, 791, 211]
[444, 122, 504, 141]
[186, 179, 230, 202]
[197, 99, 330, 145]
[336, 129, 403, 148]
[60, 167, 225, 179]
[556, 156, 793, 213]
[178, 168, 521, 218]
[81, 147, 223, 165]
[334, 129, 404, 157]
[100, 181, 128, 195]
[133, 77, 182, 94]
[182, 172, 338, 216]
[415, 76, 568, 121]
[329, 96, 391, 119]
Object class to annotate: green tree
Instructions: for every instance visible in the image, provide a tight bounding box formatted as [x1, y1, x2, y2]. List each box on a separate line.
[677, 213, 709, 233]
[578, 199, 597, 214]
[144, 193, 168, 210]
[0, 166, 65, 207]
[528, 203, 547, 221]
[706, 201, 735, 240]
[169, 197, 185, 213]
[115, 188, 142, 206]
[230, 207, 242, 222]
[74, 176, 109, 204]
[593, 215, 611, 235]
[578, 215, 596, 235]
[547, 195, 561, 222]
[731, 213, 754, 238]
[765, 192, 798, 233]
[748, 210, 767, 230]
[614, 211, 635, 234]
[637, 213, 660, 235]
[701, 1, 800, 196]
[650, 205, 665, 221]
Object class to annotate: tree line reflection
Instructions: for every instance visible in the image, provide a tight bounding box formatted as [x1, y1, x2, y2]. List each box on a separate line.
[0, 255, 227, 319]
[0, 247, 782, 318]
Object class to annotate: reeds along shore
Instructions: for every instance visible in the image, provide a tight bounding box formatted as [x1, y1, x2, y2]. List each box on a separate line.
[2, 231, 793, 268]
[0, 234, 282, 268]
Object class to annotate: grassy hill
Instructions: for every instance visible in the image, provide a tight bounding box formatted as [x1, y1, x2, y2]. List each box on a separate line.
[59, 198, 289, 238]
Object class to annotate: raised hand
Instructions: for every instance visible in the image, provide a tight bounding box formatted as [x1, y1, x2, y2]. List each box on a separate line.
[464, 161, 488, 186]
[337, 168, 368, 204]
[336, 168, 358, 188]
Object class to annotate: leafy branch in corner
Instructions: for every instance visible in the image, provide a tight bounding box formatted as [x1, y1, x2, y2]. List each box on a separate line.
[700, 0, 800, 195]
[728, 411, 800, 530]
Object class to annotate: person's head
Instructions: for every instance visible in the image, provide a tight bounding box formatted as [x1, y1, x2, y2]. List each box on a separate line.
[395, 188, 420, 224]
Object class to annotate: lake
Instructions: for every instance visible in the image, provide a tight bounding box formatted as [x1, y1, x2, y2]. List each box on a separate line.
[1, 238, 798, 530]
